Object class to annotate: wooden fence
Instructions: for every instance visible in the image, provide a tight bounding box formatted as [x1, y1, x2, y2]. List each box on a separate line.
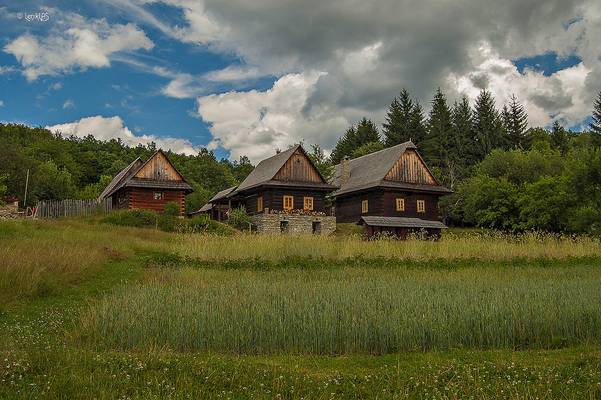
[35, 198, 113, 219]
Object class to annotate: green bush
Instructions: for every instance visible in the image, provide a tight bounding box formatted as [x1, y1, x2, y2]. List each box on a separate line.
[227, 207, 253, 231]
[103, 210, 158, 228]
[103, 209, 235, 235]
[163, 201, 180, 216]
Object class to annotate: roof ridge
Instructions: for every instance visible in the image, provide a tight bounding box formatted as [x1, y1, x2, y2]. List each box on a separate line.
[333, 140, 413, 167]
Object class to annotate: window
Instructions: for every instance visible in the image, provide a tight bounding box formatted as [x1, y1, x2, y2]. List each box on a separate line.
[280, 220, 289, 233]
[257, 196, 263, 212]
[303, 196, 314, 211]
[283, 195, 294, 210]
[153, 192, 163, 200]
[312, 221, 321, 234]
[417, 199, 426, 213]
[361, 199, 369, 213]
[396, 198, 405, 211]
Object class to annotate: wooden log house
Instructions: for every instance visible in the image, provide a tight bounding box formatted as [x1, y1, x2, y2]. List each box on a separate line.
[330, 141, 452, 238]
[99, 150, 193, 216]
[197, 145, 338, 234]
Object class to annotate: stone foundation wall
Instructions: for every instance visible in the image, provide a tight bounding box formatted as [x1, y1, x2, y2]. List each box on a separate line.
[253, 214, 336, 235]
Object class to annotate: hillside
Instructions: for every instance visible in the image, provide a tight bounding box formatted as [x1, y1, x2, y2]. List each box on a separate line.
[0, 123, 254, 212]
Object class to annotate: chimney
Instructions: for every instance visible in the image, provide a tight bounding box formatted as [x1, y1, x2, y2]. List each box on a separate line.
[341, 156, 350, 186]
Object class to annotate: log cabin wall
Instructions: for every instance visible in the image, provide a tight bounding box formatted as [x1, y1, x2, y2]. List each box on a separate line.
[128, 188, 185, 215]
[384, 150, 436, 185]
[273, 149, 324, 183]
[381, 190, 440, 221]
[334, 189, 441, 223]
[134, 152, 183, 181]
[243, 188, 328, 214]
[113, 189, 130, 210]
[334, 190, 385, 223]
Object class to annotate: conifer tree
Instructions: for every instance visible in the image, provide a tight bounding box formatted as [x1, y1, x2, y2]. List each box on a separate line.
[423, 88, 453, 168]
[330, 126, 357, 164]
[383, 89, 424, 146]
[330, 117, 381, 164]
[355, 117, 381, 144]
[502, 94, 529, 149]
[550, 120, 569, 155]
[591, 90, 601, 135]
[409, 101, 427, 146]
[452, 96, 475, 166]
[472, 89, 505, 160]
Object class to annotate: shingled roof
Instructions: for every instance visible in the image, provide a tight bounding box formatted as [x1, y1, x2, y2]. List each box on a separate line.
[99, 150, 193, 199]
[330, 141, 451, 196]
[233, 145, 335, 194]
[359, 216, 447, 229]
[99, 157, 143, 199]
[209, 185, 237, 202]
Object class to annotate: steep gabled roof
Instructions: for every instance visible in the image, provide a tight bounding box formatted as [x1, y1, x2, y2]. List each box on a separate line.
[233, 144, 335, 194]
[330, 141, 451, 196]
[99, 157, 143, 199]
[99, 150, 193, 199]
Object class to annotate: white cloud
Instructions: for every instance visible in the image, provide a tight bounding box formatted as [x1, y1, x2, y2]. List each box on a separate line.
[161, 73, 206, 99]
[46, 115, 200, 155]
[204, 65, 263, 82]
[4, 14, 153, 80]
[50, 82, 63, 90]
[0, 100, 4, 107]
[101, 0, 592, 159]
[447, 43, 592, 127]
[198, 72, 349, 162]
[0, 65, 16, 75]
[62, 99, 75, 109]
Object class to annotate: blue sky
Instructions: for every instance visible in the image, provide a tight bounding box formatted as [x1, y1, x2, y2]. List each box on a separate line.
[0, 1, 598, 162]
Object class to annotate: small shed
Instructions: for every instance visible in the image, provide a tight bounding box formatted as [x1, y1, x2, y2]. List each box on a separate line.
[100, 150, 193, 215]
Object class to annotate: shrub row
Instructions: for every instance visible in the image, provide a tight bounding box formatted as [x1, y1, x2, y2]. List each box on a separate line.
[102, 209, 236, 235]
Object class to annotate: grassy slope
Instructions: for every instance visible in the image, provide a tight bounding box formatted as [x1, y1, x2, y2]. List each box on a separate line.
[1, 219, 601, 399]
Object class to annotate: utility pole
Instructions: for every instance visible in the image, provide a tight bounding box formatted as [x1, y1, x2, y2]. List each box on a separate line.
[23, 168, 30, 209]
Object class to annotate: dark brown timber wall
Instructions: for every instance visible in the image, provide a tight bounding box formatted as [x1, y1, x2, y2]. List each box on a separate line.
[128, 188, 185, 215]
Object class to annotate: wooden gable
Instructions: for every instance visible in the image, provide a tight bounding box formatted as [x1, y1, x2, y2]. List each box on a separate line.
[384, 149, 437, 185]
[134, 151, 183, 182]
[273, 148, 324, 183]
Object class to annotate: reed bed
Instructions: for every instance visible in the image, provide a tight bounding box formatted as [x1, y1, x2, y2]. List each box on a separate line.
[79, 266, 601, 354]
[174, 231, 601, 261]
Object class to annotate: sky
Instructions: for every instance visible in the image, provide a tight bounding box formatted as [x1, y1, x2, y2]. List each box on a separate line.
[0, 0, 600, 162]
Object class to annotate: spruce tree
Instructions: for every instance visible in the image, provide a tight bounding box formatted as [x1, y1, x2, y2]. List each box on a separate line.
[383, 89, 415, 146]
[409, 101, 427, 146]
[503, 94, 529, 149]
[330, 118, 381, 164]
[550, 120, 569, 155]
[355, 117, 381, 144]
[472, 89, 505, 160]
[423, 88, 453, 169]
[591, 90, 601, 135]
[330, 126, 357, 164]
[452, 97, 474, 165]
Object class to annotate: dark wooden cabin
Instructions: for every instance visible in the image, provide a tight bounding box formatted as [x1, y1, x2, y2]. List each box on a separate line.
[99, 150, 193, 216]
[330, 141, 452, 238]
[199, 145, 337, 220]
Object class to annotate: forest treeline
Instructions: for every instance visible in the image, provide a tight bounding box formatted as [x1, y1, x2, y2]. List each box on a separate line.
[0, 124, 253, 213]
[1, 89, 600, 233]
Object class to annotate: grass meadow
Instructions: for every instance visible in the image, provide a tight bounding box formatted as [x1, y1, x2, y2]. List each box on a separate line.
[176, 229, 601, 261]
[2, 218, 601, 398]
